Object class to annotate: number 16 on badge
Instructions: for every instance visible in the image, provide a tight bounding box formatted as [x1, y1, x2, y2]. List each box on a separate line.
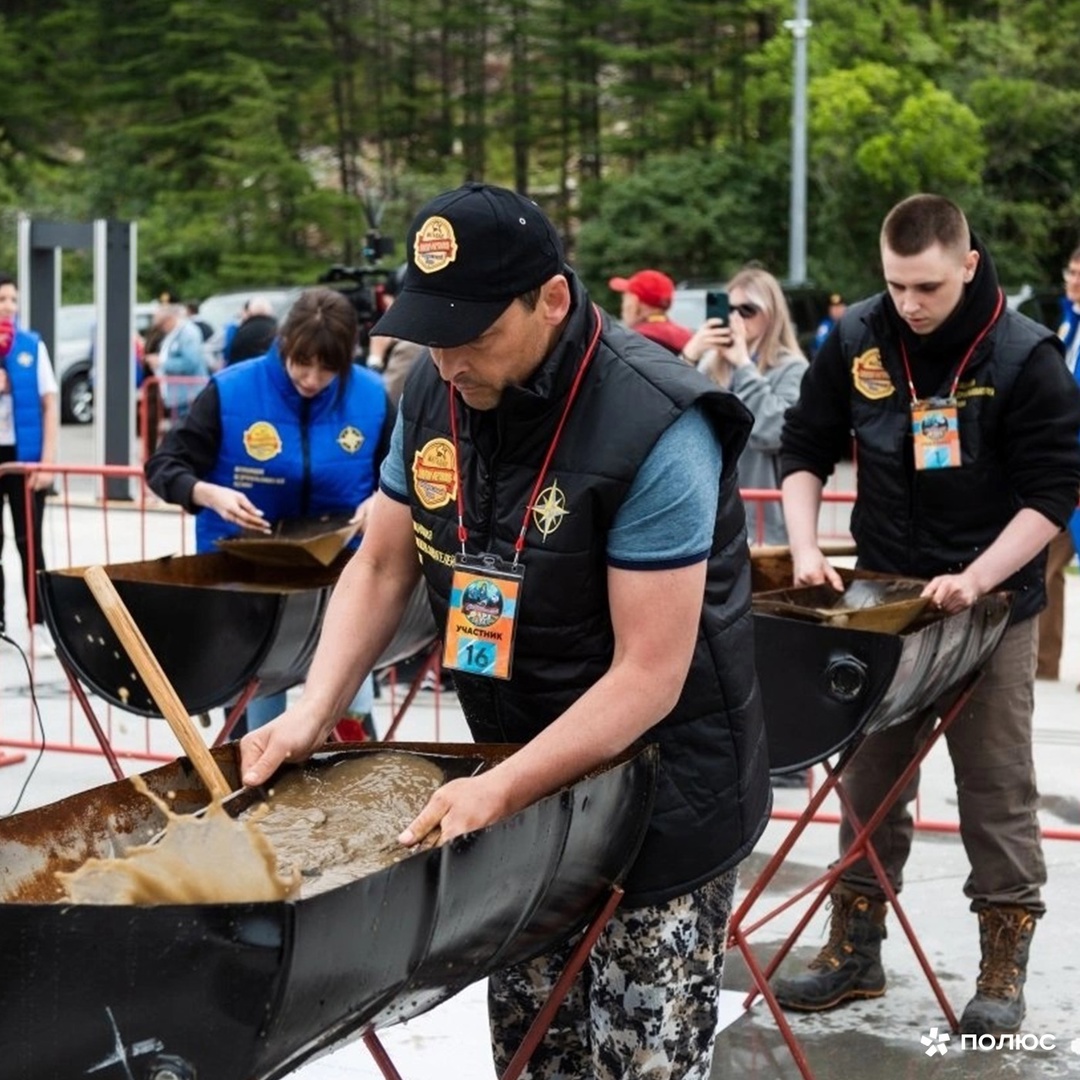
[442, 556, 525, 680]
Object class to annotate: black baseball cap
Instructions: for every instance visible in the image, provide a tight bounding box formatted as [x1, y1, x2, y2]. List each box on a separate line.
[370, 182, 565, 348]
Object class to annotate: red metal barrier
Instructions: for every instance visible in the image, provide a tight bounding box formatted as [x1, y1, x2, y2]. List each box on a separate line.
[740, 485, 855, 546]
[0, 460, 447, 780]
[3, 457, 1074, 845]
[0, 461, 193, 770]
[138, 374, 210, 462]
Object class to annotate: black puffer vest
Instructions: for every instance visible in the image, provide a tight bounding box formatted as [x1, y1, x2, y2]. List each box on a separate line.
[399, 284, 771, 906]
[839, 295, 1056, 623]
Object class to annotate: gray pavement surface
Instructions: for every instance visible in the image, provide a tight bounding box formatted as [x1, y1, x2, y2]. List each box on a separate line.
[1, 429, 1078, 1078]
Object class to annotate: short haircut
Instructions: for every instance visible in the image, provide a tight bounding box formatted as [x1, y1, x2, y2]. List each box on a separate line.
[0, 272, 15, 290]
[881, 194, 970, 258]
[1068, 244, 1080, 266]
[277, 287, 358, 398]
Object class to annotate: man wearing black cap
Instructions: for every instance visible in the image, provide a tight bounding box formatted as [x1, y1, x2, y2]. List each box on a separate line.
[240, 182, 771, 1079]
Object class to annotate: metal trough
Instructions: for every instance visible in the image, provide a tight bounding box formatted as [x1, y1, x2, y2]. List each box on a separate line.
[0, 741, 656, 1080]
[39, 553, 438, 716]
[750, 560, 1012, 774]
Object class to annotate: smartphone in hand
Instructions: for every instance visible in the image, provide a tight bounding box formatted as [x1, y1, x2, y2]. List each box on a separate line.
[705, 290, 729, 324]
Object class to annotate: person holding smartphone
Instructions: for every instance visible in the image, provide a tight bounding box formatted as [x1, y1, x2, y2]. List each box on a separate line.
[685, 266, 808, 546]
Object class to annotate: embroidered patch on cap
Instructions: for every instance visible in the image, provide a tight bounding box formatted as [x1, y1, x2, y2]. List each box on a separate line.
[243, 420, 283, 462]
[852, 348, 895, 400]
[413, 216, 459, 274]
[412, 437, 458, 509]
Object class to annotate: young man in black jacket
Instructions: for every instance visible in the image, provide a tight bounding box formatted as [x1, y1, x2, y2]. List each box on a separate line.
[775, 193, 1080, 1036]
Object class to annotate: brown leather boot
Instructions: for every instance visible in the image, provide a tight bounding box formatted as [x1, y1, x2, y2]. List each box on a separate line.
[959, 905, 1037, 1036]
[771, 886, 888, 1011]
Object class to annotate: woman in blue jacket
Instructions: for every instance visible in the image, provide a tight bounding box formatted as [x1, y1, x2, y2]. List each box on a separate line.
[146, 287, 395, 732]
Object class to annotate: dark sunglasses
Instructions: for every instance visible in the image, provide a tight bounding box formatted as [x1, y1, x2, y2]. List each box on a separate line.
[732, 302, 761, 318]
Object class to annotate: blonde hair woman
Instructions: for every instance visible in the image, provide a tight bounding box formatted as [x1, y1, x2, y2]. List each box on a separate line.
[700, 266, 808, 544]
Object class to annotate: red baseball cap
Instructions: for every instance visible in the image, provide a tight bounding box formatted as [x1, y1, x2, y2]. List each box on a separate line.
[608, 269, 676, 310]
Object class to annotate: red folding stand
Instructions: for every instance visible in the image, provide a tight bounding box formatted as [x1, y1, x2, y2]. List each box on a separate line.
[379, 641, 443, 743]
[726, 668, 986, 1080]
[361, 885, 625, 1080]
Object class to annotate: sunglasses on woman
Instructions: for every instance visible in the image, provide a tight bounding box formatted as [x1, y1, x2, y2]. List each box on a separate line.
[732, 302, 761, 319]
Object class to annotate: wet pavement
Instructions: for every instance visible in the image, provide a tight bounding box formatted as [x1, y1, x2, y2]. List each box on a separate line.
[1, 493, 1078, 1078]
[713, 604, 1080, 1080]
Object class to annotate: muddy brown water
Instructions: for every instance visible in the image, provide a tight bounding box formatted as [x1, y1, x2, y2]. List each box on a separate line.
[56, 752, 447, 905]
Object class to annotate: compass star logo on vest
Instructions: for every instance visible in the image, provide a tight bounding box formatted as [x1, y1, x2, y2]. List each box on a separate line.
[532, 480, 568, 541]
[337, 425, 365, 453]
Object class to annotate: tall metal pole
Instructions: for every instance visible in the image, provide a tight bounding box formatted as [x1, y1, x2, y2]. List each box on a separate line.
[785, 0, 811, 286]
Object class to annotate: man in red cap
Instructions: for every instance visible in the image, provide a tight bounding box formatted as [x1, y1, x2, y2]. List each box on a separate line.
[609, 269, 693, 356]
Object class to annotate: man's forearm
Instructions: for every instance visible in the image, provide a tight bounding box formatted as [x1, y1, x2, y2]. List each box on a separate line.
[963, 508, 1061, 596]
[781, 470, 824, 553]
[298, 549, 420, 727]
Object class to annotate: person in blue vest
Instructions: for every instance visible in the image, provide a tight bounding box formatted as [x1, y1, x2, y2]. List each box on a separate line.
[145, 286, 395, 733]
[1038, 246, 1080, 683]
[0, 272, 59, 654]
[811, 292, 847, 357]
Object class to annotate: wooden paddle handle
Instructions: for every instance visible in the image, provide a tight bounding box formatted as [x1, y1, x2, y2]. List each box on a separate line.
[83, 565, 232, 801]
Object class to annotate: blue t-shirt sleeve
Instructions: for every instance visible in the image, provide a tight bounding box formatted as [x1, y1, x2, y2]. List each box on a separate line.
[607, 405, 722, 569]
[379, 406, 410, 502]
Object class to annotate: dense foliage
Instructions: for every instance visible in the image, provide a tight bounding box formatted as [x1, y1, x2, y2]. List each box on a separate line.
[1, 0, 1078, 306]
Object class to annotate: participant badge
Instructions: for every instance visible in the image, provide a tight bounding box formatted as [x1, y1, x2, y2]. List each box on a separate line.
[442, 554, 525, 680]
[911, 397, 961, 470]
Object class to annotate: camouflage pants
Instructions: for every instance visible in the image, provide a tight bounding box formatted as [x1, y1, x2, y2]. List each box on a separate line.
[488, 866, 738, 1080]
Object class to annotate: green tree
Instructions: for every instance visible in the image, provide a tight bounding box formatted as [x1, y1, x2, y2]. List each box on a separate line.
[576, 146, 790, 303]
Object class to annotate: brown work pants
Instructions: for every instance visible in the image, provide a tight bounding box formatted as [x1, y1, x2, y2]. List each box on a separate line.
[839, 618, 1046, 914]
[1037, 529, 1076, 680]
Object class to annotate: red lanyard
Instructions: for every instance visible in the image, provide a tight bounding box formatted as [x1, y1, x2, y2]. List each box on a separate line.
[447, 303, 604, 563]
[898, 289, 1004, 403]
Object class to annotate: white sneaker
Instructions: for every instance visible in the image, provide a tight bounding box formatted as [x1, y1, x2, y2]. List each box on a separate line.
[30, 623, 56, 657]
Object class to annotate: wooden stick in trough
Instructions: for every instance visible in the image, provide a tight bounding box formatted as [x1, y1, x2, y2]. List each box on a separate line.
[83, 564, 233, 802]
